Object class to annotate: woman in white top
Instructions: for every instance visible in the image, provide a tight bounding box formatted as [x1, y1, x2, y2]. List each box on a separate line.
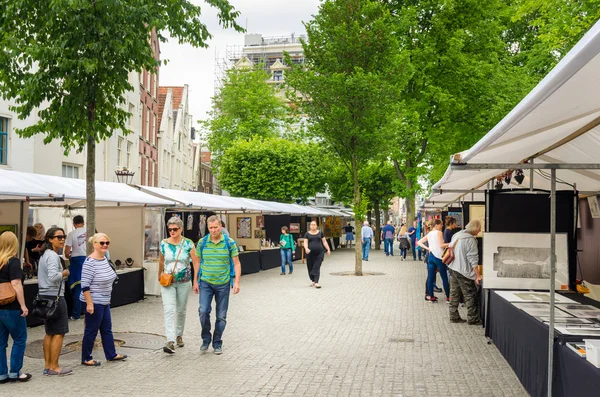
[417, 219, 449, 303]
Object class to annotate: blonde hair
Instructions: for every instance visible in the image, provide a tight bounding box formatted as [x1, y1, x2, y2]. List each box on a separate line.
[0, 231, 19, 269]
[89, 232, 110, 245]
[400, 226, 407, 235]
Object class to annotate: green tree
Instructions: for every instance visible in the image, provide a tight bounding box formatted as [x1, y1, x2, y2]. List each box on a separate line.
[286, 0, 410, 275]
[202, 66, 291, 167]
[219, 137, 326, 202]
[360, 162, 397, 250]
[384, 0, 533, 220]
[0, 0, 242, 250]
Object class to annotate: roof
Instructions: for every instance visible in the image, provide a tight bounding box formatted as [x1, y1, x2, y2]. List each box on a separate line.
[157, 90, 168, 129]
[160, 86, 184, 110]
[426, 18, 600, 209]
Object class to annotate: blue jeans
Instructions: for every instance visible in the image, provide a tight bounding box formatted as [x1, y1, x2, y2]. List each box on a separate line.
[400, 248, 407, 259]
[0, 310, 27, 380]
[384, 238, 394, 255]
[199, 280, 230, 348]
[280, 249, 293, 274]
[82, 303, 117, 362]
[427, 255, 450, 299]
[362, 238, 371, 259]
[69, 256, 85, 319]
[411, 240, 421, 260]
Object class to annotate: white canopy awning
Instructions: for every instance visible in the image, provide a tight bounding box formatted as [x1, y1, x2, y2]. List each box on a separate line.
[427, 18, 600, 209]
[0, 169, 176, 207]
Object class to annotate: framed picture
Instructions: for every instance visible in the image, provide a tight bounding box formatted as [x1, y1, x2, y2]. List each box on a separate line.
[237, 217, 252, 239]
[256, 216, 264, 229]
[290, 223, 300, 233]
[254, 230, 265, 239]
[0, 225, 17, 236]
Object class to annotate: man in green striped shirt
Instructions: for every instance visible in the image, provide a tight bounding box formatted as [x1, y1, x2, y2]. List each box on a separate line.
[193, 215, 241, 355]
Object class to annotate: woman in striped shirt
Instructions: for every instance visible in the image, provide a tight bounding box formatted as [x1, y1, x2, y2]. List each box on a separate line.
[80, 233, 127, 366]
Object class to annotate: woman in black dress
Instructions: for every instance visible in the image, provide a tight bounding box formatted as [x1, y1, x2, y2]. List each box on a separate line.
[303, 221, 331, 289]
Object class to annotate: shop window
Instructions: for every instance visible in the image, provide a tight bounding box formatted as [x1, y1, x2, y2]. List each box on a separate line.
[0, 117, 8, 165]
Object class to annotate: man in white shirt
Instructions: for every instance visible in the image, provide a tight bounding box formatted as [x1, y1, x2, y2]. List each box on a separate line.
[65, 215, 87, 320]
[361, 221, 374, 261]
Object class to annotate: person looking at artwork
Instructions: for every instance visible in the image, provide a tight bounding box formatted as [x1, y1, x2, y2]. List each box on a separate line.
[303, 221, 330, 289]
[361, 221, 374, 261]
[447, 220, 482, 325]
[343, 223, 355, 248]
[159, 217, 198, 354]
[279, 226, 295, 275]
[220, 221, 229, 236]
[64, 215, 86, 320]
[194, 215, 241, 355]
[0, 231, 31, 383]
[37, 227, 72, 376]
[24, 226, 43, 275]
[417, 219, 450, 303]
[80, 233, 127, 366]
[381, 221, 395, 257]
[398, 224, 410, 261]
[407, 220, 420, 261]
[442, 216, 459, 246]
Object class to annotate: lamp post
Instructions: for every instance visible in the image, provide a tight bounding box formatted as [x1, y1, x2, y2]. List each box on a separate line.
[115, 168, 135, 184]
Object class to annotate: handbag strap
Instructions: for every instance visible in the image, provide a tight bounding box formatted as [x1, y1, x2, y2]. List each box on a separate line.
[171, 239, 185, 274]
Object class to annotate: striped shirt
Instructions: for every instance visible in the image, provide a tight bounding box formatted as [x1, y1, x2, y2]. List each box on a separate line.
[79, 257, 117, 305]
[196, 234, 239, 286]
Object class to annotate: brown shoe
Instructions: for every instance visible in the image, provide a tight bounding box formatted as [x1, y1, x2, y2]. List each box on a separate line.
[176, 336, 184, 348]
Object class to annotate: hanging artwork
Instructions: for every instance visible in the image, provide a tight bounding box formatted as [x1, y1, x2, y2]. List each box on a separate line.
[187, 213, 194, 231]
[0, 225, 17, 236]
[198, 215, 206, 239]
[290, 223, 300, 233]
[237, 217, 252, 239]
[254, 230, 265, 239]
[483, 233, 569, 290]
[256, 216, 264, 229]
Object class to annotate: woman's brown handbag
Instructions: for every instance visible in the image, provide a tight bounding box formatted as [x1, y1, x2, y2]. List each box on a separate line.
[159, 240, 184, 287]
[0, 282, 16, 305]
[442, 246, 455, 265]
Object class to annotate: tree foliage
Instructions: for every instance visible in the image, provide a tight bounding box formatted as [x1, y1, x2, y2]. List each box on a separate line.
[286, 0, 410, 275]
[0, 0, 243, 250]
[202, 66, 291, 165]
[219, 137, 326, 202]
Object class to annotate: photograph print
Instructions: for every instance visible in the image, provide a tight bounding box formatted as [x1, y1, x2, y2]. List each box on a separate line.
[483, 233, 569, 290]
[237, 217, 252, 239]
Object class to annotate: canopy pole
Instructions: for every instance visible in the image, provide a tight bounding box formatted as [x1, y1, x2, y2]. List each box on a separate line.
[548, 168, 557, 397]
[530, 158, 535, 192]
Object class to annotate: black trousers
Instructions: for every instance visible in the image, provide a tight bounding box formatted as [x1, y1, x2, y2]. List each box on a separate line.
[306, 251, 324, 283]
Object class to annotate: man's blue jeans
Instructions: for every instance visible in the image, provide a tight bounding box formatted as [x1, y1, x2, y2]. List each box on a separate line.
[199, 280, 230, 348]
[411, 240, 421, 260]
[384, 238, 394, 255]
[280, 249, 293, 274]
[362, 238, 371, 259]
[0, 310, 27, 380]
[69, 255, 86, 319]
[427, 255, 450, 299]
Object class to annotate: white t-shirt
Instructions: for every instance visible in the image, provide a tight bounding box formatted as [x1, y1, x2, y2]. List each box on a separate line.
[426, 230, 444, 259]
[66, 227, 87, 257]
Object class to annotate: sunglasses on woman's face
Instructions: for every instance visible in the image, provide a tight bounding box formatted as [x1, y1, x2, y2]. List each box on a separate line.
[168, 228, 179, 233]
[52, 235, 66, 240]
[98, 241, 110, 246]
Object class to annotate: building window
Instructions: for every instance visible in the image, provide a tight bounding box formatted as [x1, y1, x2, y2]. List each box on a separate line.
[62, 164, 81, 179]
[117, 137, 124, 167]
[273, 70, 283, 81]
[127, 141, 133, 169]
[0, 117, 8, 165]
[146, 108, 150, 142]
[128, 103, 135, 130]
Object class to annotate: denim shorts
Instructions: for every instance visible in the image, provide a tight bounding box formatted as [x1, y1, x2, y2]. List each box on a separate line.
[42, 296, 69, 335]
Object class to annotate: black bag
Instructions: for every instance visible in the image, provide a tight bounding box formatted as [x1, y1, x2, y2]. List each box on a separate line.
[31, 279, 63, 320]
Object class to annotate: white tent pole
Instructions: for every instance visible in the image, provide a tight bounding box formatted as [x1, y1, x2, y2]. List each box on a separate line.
[548, 168, 557, 397]
[530, 158, 535, 192]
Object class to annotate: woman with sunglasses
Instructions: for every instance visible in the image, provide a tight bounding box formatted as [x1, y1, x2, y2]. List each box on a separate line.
[37, 227, 72, 376]
[159, 217, 197, 354]
[80, 233, 126, 366]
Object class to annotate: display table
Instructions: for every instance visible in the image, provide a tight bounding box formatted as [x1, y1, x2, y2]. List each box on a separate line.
[239, 251, 261, 275]
[260, 248, 280, 270]
[485, 290, 600, 396]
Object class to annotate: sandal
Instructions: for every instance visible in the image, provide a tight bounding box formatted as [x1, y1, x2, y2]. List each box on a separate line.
[11, 373, 32, 382]
[82, 360, 101, 367]
[108, 354, 128, 362]
[46, 368, 73, 376]
[315, 284, 322, 289]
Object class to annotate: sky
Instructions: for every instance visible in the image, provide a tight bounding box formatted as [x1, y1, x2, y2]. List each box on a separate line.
[159, 0, 321, 124]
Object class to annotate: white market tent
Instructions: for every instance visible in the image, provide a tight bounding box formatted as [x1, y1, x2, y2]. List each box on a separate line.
[0, 169, 176, 207]
[426, 18, 600, 208]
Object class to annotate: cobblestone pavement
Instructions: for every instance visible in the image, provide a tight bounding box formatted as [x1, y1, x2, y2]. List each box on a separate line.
[8, 248, 528, 397]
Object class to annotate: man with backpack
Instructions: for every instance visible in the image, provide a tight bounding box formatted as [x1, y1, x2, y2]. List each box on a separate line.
[193, 215, 241, 355]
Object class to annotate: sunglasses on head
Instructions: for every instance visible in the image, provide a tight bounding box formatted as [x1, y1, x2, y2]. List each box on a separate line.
[52, 235, 66, 240]
[168, 228, 179, 232]
[98, 241, 110, 246]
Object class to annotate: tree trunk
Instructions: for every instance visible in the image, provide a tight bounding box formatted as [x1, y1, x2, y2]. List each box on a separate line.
[86, 110, 96, 255]
[374, 200, 381, 250]
[352, 156, 363, 276]
[405, 194, 415, 226]
[367, 210, 372, 226]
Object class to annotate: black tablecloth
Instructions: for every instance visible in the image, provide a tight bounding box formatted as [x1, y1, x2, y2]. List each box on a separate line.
[260, 249, 280, 270]
[486, 290, 600, 397]
[555, 341, 600, 396]
[239, 251, 261, 275]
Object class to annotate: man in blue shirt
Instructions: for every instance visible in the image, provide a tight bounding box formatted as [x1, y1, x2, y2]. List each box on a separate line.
[361, 221, 374, 261]
[407, 220, 421, 261]
[380, 221, 396, 256]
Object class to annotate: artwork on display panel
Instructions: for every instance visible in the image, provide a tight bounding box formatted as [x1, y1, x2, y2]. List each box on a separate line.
[556, 304, 600, 318]
[236, 217, 252, 239]
[448, 211, 463, 228]
[0, 225, 17, 236]
[256, 216, 264, 229]
[536, 317, 592, 325]
[494, 290, 577, 304]
[254, 230, 265, 239]
[468, 205, 485, 237]
[512, 302, 573, 318]
[482, 233, 569, 290]
[289, 223, 300, 233]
